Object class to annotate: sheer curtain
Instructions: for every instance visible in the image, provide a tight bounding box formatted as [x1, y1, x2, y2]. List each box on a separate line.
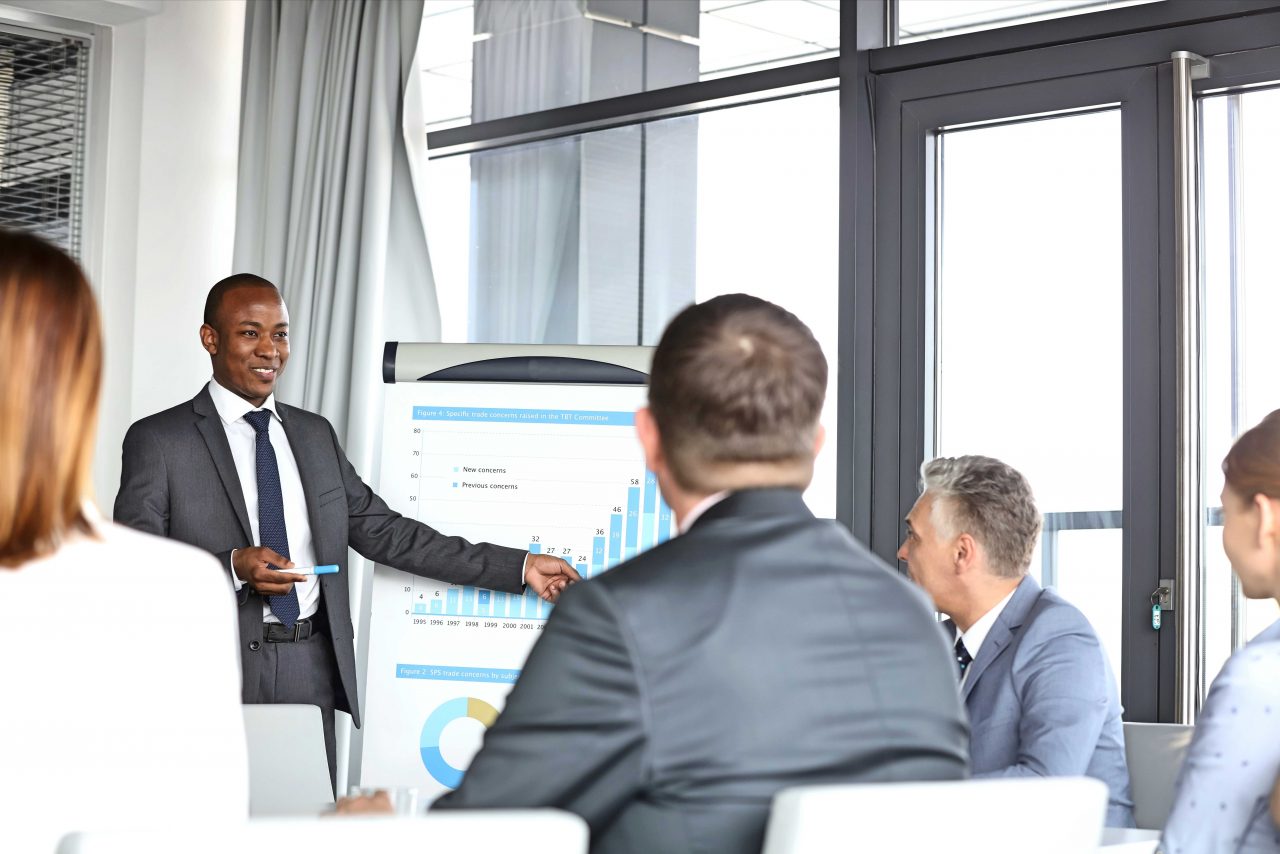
[231, 0, 433, 791]
[233, 0, 436, 466]
[470, 0, 587, 343]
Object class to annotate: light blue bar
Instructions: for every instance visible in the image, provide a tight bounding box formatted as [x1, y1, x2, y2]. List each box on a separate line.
[641, 468, 658, 551]
[477, 589, 491, 616]
[609, 514, 623, 566]
[591, 537, 605, 578]
[493, 591, 508, 618]
[576, 563, 587, 578]
[658, 498, 674, 544]
[529, 542, 541, 554]
[413, 603, 427, 615]
[446, 589, 459, 615]
[430, 599, 442, 614]
[625, 486, 640, 558]
[524, 590, 540, 619]
[462, 588, 475, 616]
[412, 406, 635, 426]
[396, 664, 520, 684]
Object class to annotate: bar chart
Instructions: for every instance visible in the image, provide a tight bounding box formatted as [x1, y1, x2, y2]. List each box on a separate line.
[406, 459, 674, 621]
[363, 377, 658, 796]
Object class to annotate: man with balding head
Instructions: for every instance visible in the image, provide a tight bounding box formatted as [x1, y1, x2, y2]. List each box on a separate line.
[898, 455, 1134, 827]
[409, 295, 969, 853]
[114, 274, 580, 787]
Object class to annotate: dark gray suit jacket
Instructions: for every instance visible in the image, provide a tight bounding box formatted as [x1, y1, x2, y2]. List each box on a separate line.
[952, 576, 1135, 827]
[436, 488, 969, 854]
[113, 385, 525, 727]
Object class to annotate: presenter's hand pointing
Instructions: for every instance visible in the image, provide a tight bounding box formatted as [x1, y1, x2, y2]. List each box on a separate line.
[232, 546, 307, 595]
[525, 554, 582, 603]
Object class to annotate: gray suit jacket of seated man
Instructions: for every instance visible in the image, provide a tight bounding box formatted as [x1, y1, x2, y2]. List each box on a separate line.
[435, 488, 971, 854]
[955, 575, 1135, 828]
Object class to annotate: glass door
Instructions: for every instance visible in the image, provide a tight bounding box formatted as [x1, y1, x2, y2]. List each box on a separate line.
[868, 56, 1165, 717]
[1198, 47, 1280, 691]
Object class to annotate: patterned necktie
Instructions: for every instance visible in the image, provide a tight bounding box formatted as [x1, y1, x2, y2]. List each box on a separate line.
[954, 636, 973, 678]
[245, 409, 299, 629]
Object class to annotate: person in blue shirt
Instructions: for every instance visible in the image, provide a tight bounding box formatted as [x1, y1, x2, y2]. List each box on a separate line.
[1162, 410, 1280, 854]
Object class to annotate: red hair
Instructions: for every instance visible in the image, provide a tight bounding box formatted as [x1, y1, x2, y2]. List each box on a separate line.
[0, 229, 103, 568]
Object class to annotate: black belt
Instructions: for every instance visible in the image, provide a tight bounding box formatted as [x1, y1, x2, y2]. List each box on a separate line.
[263, 618, 319, 643]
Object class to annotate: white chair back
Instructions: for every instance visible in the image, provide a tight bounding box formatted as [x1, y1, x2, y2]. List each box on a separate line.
[242, 703, 334, 816]
[57, 811, 589, 854]
[762, 776, 1108, 854]
[1123, 721, 1194, 830]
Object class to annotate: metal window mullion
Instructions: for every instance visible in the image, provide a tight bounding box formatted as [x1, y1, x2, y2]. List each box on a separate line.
[1172, 50, 1210, 724]
[1226, 92, 1248, 651]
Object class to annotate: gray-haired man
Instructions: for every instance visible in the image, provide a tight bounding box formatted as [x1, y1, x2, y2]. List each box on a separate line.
[897, 455, 1135, 827]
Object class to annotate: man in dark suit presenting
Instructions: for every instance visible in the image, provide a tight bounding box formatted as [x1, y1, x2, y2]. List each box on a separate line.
[114, 275, 579, 785]
[364, 294, 967, 853]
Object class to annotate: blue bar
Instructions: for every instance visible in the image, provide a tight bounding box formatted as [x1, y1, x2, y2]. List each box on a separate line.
[591, 537, 605, 578]
[523, 590, 540, 619]
[462, 587, 475, 616]
[576, 563, 587, 578]
[413, 406, 635, 426]
[609, 513, 623, 566]
[529, 542, 541, 554]
[446, 589, 459, 615]
[625, 486, 641, 559]
[642, 471, 658, 550]
[493, 591, 507, 618]
[430, 599, 442, 614]
[477, 589, 491, 616]
[413, 603, 427, 615]
[658, 498, 674, 544]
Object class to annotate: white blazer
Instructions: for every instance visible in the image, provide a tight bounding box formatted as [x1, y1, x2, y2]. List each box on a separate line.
[0, 509, 248, 852]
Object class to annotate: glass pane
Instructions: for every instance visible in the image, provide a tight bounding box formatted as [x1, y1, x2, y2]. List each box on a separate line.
[420, 92, 839, 516]
[420, 1, 839, 131]
[934, 109, 1123, 668]
[897, 0, 1161, 44]
[1200, 86, 1280, 687]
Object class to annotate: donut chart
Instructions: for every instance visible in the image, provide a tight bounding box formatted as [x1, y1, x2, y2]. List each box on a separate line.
[419, 696, 499, 788]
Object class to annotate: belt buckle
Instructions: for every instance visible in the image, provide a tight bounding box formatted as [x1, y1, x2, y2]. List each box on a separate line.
[293, 620, 305, 642]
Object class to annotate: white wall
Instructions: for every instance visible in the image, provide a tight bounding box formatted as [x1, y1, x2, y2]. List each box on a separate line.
[0, 0, 246, 511]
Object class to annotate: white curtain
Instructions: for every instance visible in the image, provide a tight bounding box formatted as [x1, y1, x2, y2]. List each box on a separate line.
[233, 0, 435, 470]
[470, 0, 587, 343]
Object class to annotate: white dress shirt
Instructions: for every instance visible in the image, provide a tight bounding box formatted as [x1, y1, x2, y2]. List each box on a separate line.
[208, 377, 321, 624]
[0, 508, 248, 851]
[678, 491, 731, 535]
[955, 586, 1018, 687]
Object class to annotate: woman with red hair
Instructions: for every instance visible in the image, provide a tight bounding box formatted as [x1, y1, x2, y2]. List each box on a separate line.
[0, 229, 248, 850]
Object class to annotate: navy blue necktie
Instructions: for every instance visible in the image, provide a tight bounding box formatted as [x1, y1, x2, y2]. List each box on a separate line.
[245, 409, 299, 629]
[954, 636, 973, 678]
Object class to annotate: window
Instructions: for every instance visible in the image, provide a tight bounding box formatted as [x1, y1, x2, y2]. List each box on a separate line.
[420, 0, 839, 130]
[0, 27, 90, 257]
[1201, 85, 1280, 683]
[422, 92, 840, 515]
[932, 109, 1125, 677]
[897, 0, 1161, 44]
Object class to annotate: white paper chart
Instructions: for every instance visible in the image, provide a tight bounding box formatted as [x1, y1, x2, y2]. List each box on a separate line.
[360, 378, 667, 797]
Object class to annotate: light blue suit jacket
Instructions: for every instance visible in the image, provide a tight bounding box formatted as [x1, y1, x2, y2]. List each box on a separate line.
[953, 576, 1135, 827]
